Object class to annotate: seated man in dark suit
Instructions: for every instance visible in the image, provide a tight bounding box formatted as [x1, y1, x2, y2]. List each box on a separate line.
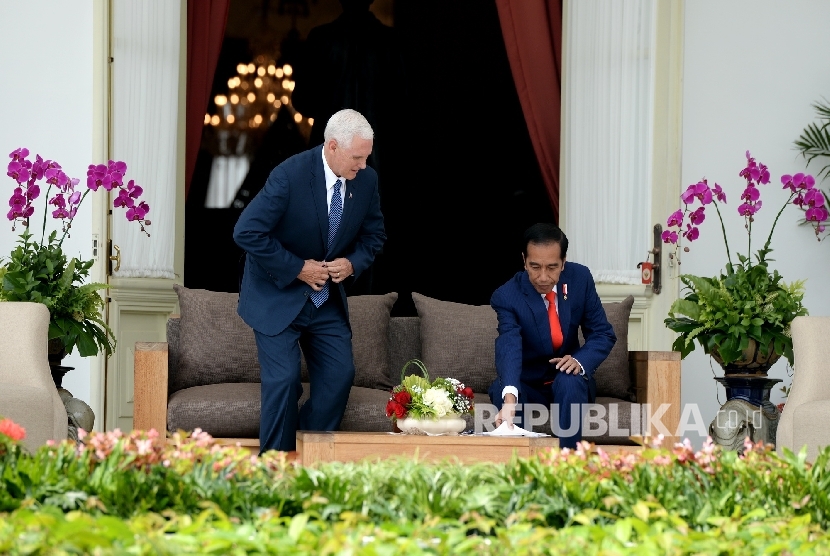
[489, 223, 616, 448]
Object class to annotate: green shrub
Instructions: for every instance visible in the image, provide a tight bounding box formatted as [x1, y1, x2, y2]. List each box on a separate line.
[3, 423, 830, 553]
[1, 506, 829, 554]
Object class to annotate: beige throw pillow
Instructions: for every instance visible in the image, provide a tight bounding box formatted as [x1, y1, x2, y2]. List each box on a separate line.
[579, 295, 635, 400]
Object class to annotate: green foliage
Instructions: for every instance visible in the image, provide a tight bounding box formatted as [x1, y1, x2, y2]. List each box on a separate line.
[3, 429, 830, 530]
[0, 230, 114, 357]
[665, 254, 807, 366]
[5, 424, 830, 552]
[1, 506, 829, 554]
[795, 97, 830, 182]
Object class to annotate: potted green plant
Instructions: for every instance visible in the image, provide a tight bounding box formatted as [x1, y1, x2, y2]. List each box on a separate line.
[1, 148, 151, 360]
[662, 151, 826, 372]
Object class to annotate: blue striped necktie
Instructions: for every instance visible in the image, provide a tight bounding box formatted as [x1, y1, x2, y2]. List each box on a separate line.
[310, 179, 343, 307]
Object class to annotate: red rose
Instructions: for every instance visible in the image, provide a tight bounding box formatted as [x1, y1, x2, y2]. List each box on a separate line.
[393, 402, 406, 419]
[386, 400, 407, 419]
[462, 387, 474, 398]
[393, 390, 412, 405]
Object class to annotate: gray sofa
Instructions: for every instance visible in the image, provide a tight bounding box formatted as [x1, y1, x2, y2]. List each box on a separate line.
[134, 286, 681, 447]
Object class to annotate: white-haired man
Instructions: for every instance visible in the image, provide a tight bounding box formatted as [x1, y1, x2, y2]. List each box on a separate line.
[234, 108, 386, 453]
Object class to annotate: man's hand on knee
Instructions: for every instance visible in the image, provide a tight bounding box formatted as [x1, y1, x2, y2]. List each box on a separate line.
[550, 354, 583, 375]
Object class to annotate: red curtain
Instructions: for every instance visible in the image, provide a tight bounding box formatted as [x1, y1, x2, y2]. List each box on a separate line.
[186, 0, 230, 200]
[495, 0, 563, 221]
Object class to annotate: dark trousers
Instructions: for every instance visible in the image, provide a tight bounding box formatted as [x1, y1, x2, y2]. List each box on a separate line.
[254, 292, 354, 453]
[488, 371, 596, 449]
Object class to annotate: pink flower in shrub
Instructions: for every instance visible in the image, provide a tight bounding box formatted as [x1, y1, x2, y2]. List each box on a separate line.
[0, 418, 26, 441]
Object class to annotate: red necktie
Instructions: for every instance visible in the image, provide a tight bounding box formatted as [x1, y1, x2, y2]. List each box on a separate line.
[545, 291, 563, 350]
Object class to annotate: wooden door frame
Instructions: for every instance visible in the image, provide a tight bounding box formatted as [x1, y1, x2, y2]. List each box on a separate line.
[559, 0, 684, 353]
[91, 0, 187, 431]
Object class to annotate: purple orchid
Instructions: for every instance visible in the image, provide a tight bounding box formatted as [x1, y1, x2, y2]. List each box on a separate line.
[806, 206, 829, 224]
[690, 206, 706, 225]
[666, 209, 683, 228]
[793, 193, 806, 208]
[712, 183, 727, 203]
[739, 150, 770, 185]
[126, 179, 143, 199]
[6, 160, 31, 185]
[663, 150, 829, 263]
[114, 188, 134, 209]
[7, 147, 152, 238]
[740, 186, 760, 202]
[804, 189, 825, 209]
[681, 181, 713, 205]
[738, 202, 759, 217]
[683, 223, 699, 242]
[86, 164, 108, 191]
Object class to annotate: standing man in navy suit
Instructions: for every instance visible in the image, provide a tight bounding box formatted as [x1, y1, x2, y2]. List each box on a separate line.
[489, 223, 616, 448]
[233, 109, 386, 453]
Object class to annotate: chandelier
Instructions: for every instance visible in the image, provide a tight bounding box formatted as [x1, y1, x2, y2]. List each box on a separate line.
[203, 54, 312, 157]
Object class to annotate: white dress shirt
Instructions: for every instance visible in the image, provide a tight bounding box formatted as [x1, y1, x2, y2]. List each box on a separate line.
[322, 148, 345, 213]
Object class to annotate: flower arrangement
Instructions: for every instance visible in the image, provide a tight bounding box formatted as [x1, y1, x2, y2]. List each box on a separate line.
[662, 151, 827, 368]
[385, 359, 475, 422]
[2, 148, 151, 357]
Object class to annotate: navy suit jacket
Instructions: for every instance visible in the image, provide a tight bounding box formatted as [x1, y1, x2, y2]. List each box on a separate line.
[233, 144, 386, 336]
[491, 264, 616, 394]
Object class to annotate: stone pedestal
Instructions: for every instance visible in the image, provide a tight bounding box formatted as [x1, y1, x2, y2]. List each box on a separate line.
[709, 374, 781, 451]
[57, 388, 95, 442]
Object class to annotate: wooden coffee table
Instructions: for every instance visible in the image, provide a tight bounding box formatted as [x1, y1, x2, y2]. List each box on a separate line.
[296, 431, 561, 466]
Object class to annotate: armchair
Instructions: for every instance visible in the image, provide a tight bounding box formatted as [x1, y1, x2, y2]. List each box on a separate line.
[777, 316, 830, 461]
[0, 302, 68, 453]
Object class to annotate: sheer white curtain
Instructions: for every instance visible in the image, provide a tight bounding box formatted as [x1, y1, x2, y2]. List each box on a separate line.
[206, 156, 249, 208]
[110, 0, 179, 278]
[563, 0, 655, 284]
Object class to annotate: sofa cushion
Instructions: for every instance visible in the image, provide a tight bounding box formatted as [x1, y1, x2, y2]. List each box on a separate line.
[300, 292, 398, 391]
[389, 317, 421, 384]
[168, 383, 260, 438]
[347, 292, 398, 390]
[411, 292, 499, 393]
[341, 386, 396, 432]
[578, 295, 635, 400]
[172, 285, 260, 392]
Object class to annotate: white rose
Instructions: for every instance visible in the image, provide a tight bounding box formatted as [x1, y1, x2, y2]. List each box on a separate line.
[422, 387, 453, 417]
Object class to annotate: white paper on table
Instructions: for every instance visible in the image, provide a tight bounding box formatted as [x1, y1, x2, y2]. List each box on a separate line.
[481, 422, 550, 437]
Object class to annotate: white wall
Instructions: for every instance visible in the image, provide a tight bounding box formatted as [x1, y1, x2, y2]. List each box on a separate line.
[0, 1, 95, 403]
[680, 0, 830, 446]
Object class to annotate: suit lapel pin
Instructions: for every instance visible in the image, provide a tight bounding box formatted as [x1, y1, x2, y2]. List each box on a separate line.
[348, 192, 352, 199]
[563, 283, 568, 300]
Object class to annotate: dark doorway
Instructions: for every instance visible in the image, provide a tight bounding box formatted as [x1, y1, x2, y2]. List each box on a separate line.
[184, 0, 554, 315]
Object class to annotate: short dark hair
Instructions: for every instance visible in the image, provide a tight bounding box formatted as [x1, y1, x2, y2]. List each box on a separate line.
[523, 223, 568, 259]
